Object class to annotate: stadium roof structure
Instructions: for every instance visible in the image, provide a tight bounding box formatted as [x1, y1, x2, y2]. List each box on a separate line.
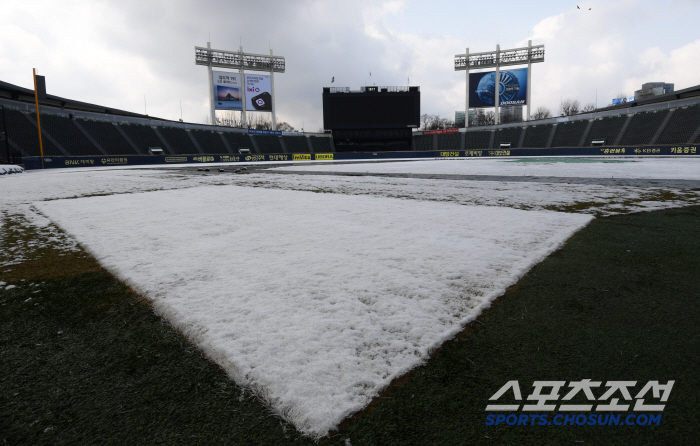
[0, 79, 157, 120]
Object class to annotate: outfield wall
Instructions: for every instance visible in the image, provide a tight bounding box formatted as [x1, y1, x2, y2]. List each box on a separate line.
[21, 144, 699, 170]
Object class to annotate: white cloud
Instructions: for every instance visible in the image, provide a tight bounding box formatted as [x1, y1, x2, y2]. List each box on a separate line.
[521, 0, 700, 114]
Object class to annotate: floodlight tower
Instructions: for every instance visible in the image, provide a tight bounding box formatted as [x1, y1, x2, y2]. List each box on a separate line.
[195, 43, 285, 129]
[455, 40, 544, 126]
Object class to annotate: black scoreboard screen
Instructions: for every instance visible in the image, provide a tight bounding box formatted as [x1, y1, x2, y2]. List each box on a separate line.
[323, 88, 420, 129]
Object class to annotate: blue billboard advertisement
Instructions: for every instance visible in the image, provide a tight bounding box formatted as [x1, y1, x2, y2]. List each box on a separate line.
[213, 70, 243, 110]
[612, 96, 635, 105]
[469, 68, 528, 108]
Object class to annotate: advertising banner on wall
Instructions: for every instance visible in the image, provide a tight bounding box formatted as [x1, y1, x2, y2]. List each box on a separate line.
[244, 74, 272, 112]
[469, 68, 528, 108]
[213, 70, 243, 110]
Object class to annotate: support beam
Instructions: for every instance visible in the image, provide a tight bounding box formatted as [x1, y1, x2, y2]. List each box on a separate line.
[270, 49, 276, 130]
[207, 42, 216, 126]
[465, 47, 469, 128]
[527, 40, 532, 121]
[239, 46, 247, 128]
[495, 45, 500, 125]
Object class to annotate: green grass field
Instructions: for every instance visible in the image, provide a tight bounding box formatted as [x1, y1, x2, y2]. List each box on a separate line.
[2, 205, 698, 445]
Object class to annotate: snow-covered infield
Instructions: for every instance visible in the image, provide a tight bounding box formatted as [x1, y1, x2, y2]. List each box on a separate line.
[5, 157, 699, 438]
[36, 185, 591, 438]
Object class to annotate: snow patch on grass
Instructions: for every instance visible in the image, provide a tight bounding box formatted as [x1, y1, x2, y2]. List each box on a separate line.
[36, 186, 591, 438]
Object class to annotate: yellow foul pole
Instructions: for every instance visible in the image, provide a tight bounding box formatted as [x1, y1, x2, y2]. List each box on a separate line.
[33, 68, 45, 169]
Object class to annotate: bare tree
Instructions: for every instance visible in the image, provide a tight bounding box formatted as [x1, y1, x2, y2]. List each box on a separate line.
[559, 99, 581, 116]
[500, 107, 523, 124]
[420, 114, 432, 130]
[276, 121, 296, 132]
[467, 109, 496, 127]
[532, 106, 552, 120]
[217, 110, 241, 127]
[581, 103, 596, 113]
[216, 111, 289, 130]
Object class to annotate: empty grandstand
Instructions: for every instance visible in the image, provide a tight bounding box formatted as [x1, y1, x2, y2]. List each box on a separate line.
[464, 129, 492, 150]
[283, 135, 310, 153]
[437, 132, 460, 151]
[521, 124, 551, 148]
[0, 79, 332, 165]
[189, 129, 229, 154]
[76, 119, 139, 155]
[656, 104, 700, 145]
[493, 126, 522, 149]
[2, 77, 700, 167]
[254, 134, 284, 154]
[550, 120, 588, 148]
[619, 110, 670, 146]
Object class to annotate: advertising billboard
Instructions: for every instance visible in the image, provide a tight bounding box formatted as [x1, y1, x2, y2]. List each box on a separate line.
[612, 97, 635, 105]
[213, 71, 273, 111]
[469, 68, 528, 108]
[213, 70, 243, 110]
[244, 74, 272, 112]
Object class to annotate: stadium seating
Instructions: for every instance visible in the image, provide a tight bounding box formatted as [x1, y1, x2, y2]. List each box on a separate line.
[190, 129, 229, 154]
[222, 131, 254, 153]
[4, 109, 62, 157]
[437, 133, 460, 151]
[521, 124, 552, 148]
[76, 119, 138, 155]
[619, 110, 669, 146]
[464, 130, 492, 149]
[413, 135, 432, 151]
[39, 113, 102, 156]
[158, 127, 198, 155]
[585, 115, 627, 146]
[550, 120, 589, 148]
[493, 127, 522, 148]
[5, 97, 700, 161]
[282, 135, 310, 153]
[253, 134, 283, 154]
[656, 104, 700, 144]
[119, 124, 167, 154]
[310, 136, 333, 153]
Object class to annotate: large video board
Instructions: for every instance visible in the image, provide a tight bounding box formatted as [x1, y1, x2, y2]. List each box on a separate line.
[213, 71, 273, 111]
[469, 68, 528, 108]
[323, 89, 420, 129]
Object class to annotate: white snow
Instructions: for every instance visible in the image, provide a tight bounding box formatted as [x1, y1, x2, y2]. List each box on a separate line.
[230, 173, 700, 217]
[273, 157, 700, 180]
[0, 165, 24, 175]
[36, 186, 591, 438]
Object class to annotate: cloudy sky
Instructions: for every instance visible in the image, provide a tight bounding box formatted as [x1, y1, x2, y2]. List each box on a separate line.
[2, 0, 699, 131]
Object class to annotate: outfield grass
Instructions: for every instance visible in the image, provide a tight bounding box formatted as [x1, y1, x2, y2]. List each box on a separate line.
[2, 205, 699, 445]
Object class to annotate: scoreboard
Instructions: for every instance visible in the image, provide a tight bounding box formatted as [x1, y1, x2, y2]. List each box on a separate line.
[323, 87, 420, 130]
